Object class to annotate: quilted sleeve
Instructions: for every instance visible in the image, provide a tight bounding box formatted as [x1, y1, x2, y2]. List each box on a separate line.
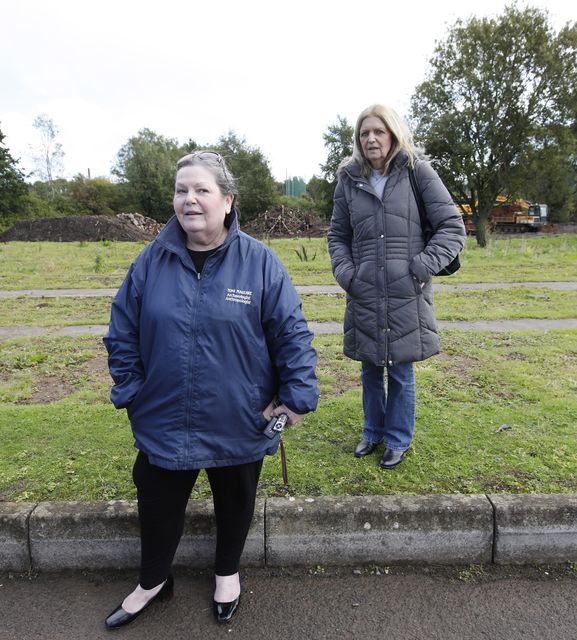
[327, 178, 357, 292]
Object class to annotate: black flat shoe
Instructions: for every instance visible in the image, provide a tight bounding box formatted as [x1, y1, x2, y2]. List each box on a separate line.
[105, 575, 174, 630]
[379, 448, 406, 469]
[213, 595, 240, 624]
[354, 438, 380, 458]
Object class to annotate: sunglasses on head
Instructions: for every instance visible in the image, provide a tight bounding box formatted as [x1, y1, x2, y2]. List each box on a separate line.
[179, 151, 223, 164]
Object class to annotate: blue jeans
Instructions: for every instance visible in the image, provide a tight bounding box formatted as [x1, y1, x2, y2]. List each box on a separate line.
[361, 361, 416, 451]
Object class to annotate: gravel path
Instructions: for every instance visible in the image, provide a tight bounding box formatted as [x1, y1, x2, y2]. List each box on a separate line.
[1, 282, 576, 340]
[1, 281, 577, 298]
[2, 318, 577, 341]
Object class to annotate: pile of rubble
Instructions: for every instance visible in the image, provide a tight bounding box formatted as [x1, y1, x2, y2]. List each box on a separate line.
[0, 208, 332, 242]
[0, 213, 163, 242]
[241, 206, 329, 238]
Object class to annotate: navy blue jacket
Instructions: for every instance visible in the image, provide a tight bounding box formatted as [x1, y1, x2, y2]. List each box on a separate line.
[104, 213, 319, 470]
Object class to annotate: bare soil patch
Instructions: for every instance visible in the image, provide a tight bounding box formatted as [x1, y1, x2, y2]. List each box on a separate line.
[18, 355, 112, 405]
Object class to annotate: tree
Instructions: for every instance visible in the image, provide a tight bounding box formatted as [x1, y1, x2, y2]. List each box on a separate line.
[311, 116, 355, 220]
[410, 5, 577, 246]
[31, 115, 65, 196]
[513, 126, 577, 222]
[68, 175, 127, 216]
[214, 131, 278, 222]
[113, 129, 181, 221]
[320, 115, 354, 183]
[0, 125, 28, 225]
[29, 178, 77, 215]
[306, 175, 334, 219]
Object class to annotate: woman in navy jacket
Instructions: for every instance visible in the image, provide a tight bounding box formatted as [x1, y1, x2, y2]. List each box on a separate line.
[103, 151, 318, 628]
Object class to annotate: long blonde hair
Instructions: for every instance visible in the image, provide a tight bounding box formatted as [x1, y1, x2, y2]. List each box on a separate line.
[350, 104, 417, 177]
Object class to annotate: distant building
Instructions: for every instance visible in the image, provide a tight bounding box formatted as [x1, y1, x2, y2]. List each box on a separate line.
[285, 176, 306, 197]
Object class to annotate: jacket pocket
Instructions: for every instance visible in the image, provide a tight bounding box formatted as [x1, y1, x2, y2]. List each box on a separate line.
[126, 379, 146, 419]
[346, 267, 361, 297]
[411, 274, 426, 295]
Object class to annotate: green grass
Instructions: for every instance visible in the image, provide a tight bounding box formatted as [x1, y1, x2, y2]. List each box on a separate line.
[457, 235, 577, 283]
[0, 297, 112, 326]
[2, 287, 577, 327]
[0, 235, 576, 502]
[301, 288, 577, 323]
[262, 235, 577, 284]
[0, 240, 146, 290]
[1, 234, 576, 289]
[435, 288, 577, 321]
[1, 331, 576, 501]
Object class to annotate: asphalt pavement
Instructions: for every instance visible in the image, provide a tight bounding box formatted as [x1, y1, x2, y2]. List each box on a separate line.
[2, 565, 576, 640]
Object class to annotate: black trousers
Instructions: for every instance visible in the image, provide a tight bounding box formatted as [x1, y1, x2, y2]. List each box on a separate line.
[133, 451, 263, 589]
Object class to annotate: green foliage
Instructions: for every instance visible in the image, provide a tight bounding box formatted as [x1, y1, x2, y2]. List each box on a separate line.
[93, 254, 104, 273]
[278, 194, 318, 213]
[214, 131, 278, 222]
[514, 130, 577, 223]
[110, 129, 278, 223]
[2, 175, 132, 230]
[0, 124, 28, 224]
[320, 115, 354, 183]
[294, 245, 317, 262]
[410, 6, 577, 246]
[306, 175, 334, 219]
[113, 128, 181, 221]
[29, 178, 78, 216]
[68, 175, 128, 216]
[310, 115, 354, 221]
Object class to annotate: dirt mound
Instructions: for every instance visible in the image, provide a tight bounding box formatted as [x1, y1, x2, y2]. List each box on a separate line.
[0, 213, 163, 242]
[242, 206, 329, 238]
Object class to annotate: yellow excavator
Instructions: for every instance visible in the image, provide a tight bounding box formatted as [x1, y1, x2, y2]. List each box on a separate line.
[458, 197, 549, 234]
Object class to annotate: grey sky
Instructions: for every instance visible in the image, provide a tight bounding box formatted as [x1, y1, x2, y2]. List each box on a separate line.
[1, 0, 574, 183]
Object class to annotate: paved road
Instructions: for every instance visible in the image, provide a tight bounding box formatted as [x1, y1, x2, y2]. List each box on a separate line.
[2, 566, 576, 640]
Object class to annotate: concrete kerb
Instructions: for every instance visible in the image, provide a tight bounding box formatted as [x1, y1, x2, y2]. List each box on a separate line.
[265, 495, 493, 566]
[27, 499, 265, 572]
[0, 502, 35, 571]
[2, 494, 577, 572]
[489, 494, 577, 564]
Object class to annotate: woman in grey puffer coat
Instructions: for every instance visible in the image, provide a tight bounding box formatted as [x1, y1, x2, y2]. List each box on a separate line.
[328, 104, 466, 469]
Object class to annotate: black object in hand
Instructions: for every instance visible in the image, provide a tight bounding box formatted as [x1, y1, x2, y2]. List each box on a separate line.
[264, 413, 288, 439]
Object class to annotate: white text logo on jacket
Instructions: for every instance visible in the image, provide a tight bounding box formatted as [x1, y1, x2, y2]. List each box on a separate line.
[225, 288, 253, 305]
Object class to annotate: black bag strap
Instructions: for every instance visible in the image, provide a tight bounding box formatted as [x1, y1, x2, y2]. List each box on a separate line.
[408, 166, 431, 234]
[409, 165, 461, 277]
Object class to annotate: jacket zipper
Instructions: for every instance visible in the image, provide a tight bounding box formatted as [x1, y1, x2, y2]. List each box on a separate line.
[183, 264, 202, 466]
[355, 179, 390, 367]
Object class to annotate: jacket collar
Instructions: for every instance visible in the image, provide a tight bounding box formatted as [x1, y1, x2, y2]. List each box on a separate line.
[155, 209, 240, 260]
[341, 150, 412, 182]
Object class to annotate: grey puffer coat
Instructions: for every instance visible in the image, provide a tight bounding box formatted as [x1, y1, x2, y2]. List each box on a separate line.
[327, 152, 466, 367]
